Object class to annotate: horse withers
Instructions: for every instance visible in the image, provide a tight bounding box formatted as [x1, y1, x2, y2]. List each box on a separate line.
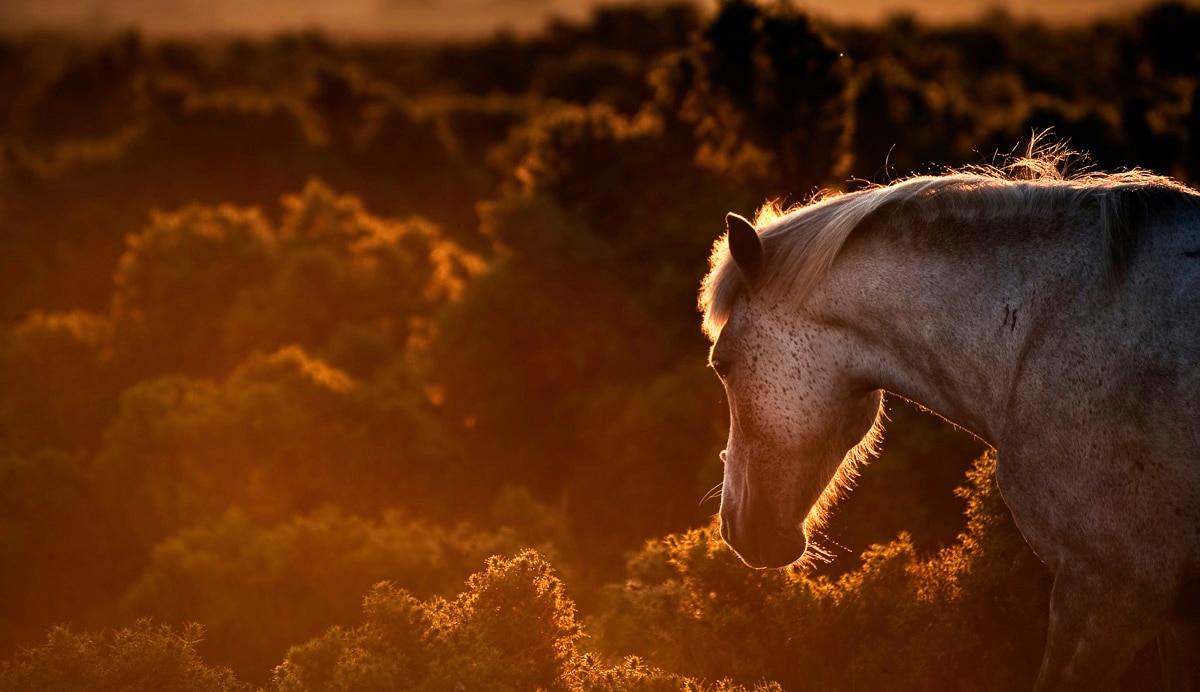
[700, 155, 1200, 690]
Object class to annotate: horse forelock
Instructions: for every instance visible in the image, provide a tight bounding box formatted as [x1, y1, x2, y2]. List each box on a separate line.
[699, 182, 923, 342]
[699, 153, 1200, 343]
[698, 233, 737, 342]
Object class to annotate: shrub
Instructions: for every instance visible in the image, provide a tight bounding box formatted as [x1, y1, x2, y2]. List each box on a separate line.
[107, 180, 482, 379]
[272, 550, 777, 691]
[0, 620, 251, 692]
[0, 449, 120, 652]
[92, 346, 457, 548]
[121, 506, 562, 683]
[109, 201, 277, 376]
[595, 452, 1052, 691]
[1, 310, 116, 453]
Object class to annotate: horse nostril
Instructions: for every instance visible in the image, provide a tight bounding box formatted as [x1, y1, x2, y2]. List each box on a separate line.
[719, 450, 728, 463]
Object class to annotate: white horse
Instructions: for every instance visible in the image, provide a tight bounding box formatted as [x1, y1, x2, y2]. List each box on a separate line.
[700, 153, 1200, 690]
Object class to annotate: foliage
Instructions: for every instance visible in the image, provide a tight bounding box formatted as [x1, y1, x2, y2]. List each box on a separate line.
[0, 0, 1196, 687]
[0, 310, 116, 454]
[272, 550, 777, 691]
[107, 179, 481, 379]
[651, 0, 853, 192]
[110, 201, 278, 376]
[595, 453, 1052, 691]
[0, 448, 119, 649]
[0, 620, 251, 692]
[92, 346, 461, 548]
[121, 506, 564, 683]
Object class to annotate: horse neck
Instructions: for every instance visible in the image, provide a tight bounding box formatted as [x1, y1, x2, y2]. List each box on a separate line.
[813, 212, 1103, 445]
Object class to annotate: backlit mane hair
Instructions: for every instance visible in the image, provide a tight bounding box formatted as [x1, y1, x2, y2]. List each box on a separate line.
[699, 147, 1199, 342]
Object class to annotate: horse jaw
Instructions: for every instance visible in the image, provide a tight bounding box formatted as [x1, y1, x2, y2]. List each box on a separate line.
[717, 446, 817, 569]
[716, 394, 883, 570]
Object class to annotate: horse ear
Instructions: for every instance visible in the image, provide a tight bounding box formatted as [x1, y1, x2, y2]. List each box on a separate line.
[726, 212, 763, 284]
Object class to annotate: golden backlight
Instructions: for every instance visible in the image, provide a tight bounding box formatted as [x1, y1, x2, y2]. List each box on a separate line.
[0, 0, 1192, 688]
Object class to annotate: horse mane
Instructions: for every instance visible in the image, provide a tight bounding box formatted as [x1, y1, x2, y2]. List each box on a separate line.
[700, 146, 1200, 342]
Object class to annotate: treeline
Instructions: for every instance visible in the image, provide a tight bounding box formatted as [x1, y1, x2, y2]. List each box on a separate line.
[1, 0, 1196, 688]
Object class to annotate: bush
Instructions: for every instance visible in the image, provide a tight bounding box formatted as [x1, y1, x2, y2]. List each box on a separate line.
[1, 310, 116, 453]
[121, 506, 563, 683]
[107, 179, 482, 379]
[272, 550, 777, 691]
[595, 452, 1052, 691]
[0, 449, 120, 652]
[0, 620, 251, 692]
[92, 346, 456, 548]
[110, 201, 277, 376]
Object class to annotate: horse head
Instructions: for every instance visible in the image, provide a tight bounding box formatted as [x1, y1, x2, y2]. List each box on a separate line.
[710, 212, 882, 569]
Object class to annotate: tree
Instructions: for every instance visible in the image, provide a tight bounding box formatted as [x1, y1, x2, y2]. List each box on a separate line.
[652, 0, 854, 195]
[0, 310, 116, 454]
[110, 202, 277, 377]
[92, 347, 456, 550]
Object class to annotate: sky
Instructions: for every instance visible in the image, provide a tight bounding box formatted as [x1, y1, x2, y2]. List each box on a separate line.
[0, 0, 1187, 39]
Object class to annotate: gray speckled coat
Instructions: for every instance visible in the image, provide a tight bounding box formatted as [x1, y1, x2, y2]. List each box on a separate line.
[704, 171, 1200, 690]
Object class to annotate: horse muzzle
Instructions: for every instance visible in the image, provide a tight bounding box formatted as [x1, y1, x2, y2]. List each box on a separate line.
[718, 509, 808, 569]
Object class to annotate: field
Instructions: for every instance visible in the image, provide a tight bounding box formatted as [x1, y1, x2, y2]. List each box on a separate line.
[1, 1, 1196, 688]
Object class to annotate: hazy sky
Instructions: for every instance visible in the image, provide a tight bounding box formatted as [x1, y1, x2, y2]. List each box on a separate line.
[0, 0, 1185, 38]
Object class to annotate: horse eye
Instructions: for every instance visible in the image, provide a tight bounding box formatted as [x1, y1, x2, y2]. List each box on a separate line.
[710, 358, 732, 379]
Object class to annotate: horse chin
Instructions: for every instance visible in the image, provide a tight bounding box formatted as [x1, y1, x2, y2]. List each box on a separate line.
[718, 515, 808, 570]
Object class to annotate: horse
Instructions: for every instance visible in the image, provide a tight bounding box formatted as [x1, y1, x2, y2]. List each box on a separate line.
[699, 151, 1200, 690]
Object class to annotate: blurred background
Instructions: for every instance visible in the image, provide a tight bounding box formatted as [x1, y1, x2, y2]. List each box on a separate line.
[0, 0, 1184, 36]
[1, 0, 1197, 688]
